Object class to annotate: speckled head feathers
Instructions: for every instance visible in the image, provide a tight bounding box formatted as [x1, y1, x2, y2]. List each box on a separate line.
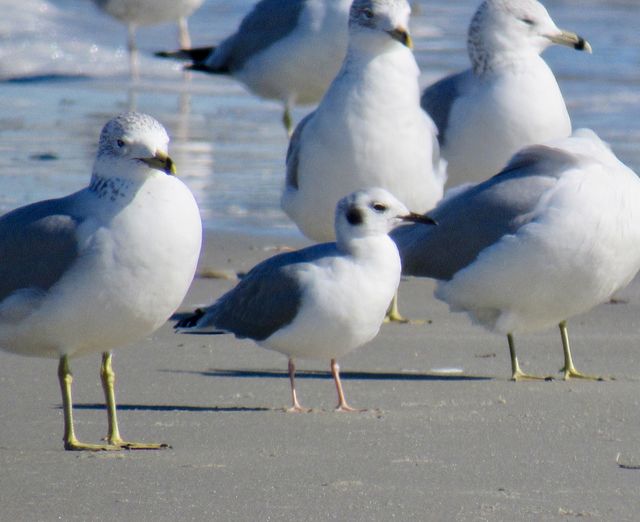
[467, 0, 563, 72]
[97, 112, 169, 159]
[349, 0, 412, 43]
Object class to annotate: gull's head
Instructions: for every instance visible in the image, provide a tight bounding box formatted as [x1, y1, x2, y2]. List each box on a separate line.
[335, 188, 435, 244]
[468, 0, 591, 73]
[94, 112, 176, 179]
[349, 0, 413, 50]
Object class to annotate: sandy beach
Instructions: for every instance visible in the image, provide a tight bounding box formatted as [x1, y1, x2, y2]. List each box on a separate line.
[2, 228, 640, 521]
[0, 0, 639, 519]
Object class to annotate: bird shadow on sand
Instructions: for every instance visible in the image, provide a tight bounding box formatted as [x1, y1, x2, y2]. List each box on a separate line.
[162, 368, 491, 382]
[70, 403, 269, 413]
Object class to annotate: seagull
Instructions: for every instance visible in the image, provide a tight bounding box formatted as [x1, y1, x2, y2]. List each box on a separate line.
[392, 129, 640, 381]
[92, 0, 204, 77]
[421, 0, 591, 187]
[156, 0, 352, 135]
[177, 188, 435, 412]
[0, 112, 202, 450]
[281, 0, 446, 243]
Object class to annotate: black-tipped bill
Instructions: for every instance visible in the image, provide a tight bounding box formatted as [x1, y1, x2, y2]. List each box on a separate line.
[139, 151, 177, 175]
[400, 212, 437, 225]
[548, 30, 592, 53]
[386, 27, 413, 49]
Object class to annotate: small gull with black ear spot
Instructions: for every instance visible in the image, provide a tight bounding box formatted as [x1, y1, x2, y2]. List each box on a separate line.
[177, 187, 435, 412]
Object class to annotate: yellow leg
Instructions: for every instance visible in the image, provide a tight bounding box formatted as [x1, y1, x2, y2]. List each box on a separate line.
[384, 292, 425, 324]
[100, 352, 169, 450]
[559, 322, 604, 381]
[507, 334, 552, 381]
[283, 106, 293, 138]
[58, 355, 118, 451]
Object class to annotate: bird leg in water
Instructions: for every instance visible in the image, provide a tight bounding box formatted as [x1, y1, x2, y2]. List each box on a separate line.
[127, 23, 140, 81]
[558, 321, 603, 381]
[100, 351, 169, 449]
[177, 16, 192, 49]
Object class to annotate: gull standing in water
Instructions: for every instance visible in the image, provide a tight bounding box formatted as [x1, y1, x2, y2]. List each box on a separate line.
[281, 0, 446, 241]
[0, 113, 202, 450]
[393, 130, 640, 381]
[421, 0, 591, 187]
[93, 0, 204, 78]
[177, 188, 435, 412]
[156, 0, 352, 135]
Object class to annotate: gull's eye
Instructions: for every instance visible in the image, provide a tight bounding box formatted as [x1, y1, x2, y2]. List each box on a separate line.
[519, 17, 535, 26]
[116, 139, 126, 148]
[363, 8, 374, 19]
[372, 202, 387, 213]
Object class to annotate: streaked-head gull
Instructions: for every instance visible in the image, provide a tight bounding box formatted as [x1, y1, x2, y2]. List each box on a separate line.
[177, 188, 435, 412]
[421, 0, 591, 187]
[156, 0, 352, 135]
[93, 0, 204, 77]
[281, 0, 446, 243]
[0, 112, 202, 450]
[392, 129, 640, 381]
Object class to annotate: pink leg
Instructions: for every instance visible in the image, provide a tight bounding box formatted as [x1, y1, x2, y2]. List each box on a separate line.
[177, 17, 191, 49]
[331, 359, 364, 413]
[286, 358, 310, 413]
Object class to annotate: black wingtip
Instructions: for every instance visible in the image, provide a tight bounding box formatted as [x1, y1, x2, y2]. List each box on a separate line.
[186, 62, 230, 75]
[155, 46, 216, 63]
[174, 308, 206, 329]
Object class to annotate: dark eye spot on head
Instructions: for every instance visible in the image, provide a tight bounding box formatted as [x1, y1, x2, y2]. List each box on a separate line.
[372, 202, 387, 213]
[363, 8, 374, 19]
[519, 17, 535, 26]
[116, 139, 125, 148]
[346, 207, 364, 225]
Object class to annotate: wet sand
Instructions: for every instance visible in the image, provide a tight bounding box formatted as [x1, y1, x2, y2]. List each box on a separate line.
[2, 228, 640, 521]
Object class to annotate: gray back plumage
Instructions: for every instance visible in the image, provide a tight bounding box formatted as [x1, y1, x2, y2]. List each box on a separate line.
[393, 144, 581, 280]
[209, 0, 306, 72]
[0, 196, 81, 300]
[421, 70, 470, 147]
[285, 110, 315, 190]
[195, 243, 342, 341]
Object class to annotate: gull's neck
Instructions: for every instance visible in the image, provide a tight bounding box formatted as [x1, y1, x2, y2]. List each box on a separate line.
[345, 28, 415, 66]
[467, 16, 548, 76]
[88, 160, 152, 204]
[337, 34, 420, 100]
[469, 44, 544, 75]
[88, 174, 136, 203]
[337, 233, 397, 261]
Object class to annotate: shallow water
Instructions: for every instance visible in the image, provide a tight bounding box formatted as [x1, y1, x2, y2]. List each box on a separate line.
[0, 0, 639, 236]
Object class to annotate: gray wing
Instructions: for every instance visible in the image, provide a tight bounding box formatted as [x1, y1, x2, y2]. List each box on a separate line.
[421, 70, 471, 147]
[392, 144, 581, 280]
[0, 196, 81, 301]
[189, 243, 339, 341]
[285, 110, 315, 190]
[207, 0, 307, 72]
